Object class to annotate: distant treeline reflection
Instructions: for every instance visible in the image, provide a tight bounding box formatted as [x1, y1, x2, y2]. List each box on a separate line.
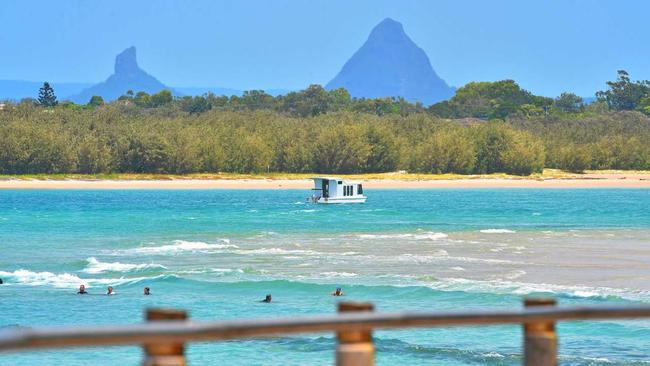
[1, 71, 649, 175]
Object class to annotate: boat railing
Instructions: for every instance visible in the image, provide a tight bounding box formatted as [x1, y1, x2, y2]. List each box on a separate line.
[1, 297, 650, 366]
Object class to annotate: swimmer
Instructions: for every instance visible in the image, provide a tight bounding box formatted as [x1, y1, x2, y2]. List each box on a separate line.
[261, 294, 272, 303]
[0, 278, 3, 284]
[107, 286, 114, 295]
[144, 287, 150, 296]
[78, 285, 88, 294]
[332, 287, 344, 296]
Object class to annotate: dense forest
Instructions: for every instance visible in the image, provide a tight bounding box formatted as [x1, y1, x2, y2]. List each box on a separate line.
[1, 71, 649, 175]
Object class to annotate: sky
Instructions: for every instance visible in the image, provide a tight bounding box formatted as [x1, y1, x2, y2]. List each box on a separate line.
[1, 0, 649, 97]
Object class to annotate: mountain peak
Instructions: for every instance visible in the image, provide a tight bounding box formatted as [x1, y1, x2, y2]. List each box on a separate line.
[368, 18, 406, 42]
[326, 19, 454, 105]
[114, 46, 139, 75]
[71, 46, 170, 103]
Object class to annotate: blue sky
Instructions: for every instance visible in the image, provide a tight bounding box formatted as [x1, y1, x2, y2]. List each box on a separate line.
[1, 0, 648, 97]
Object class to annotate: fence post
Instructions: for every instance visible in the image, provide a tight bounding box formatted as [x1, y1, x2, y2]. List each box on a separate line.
[336, 302, 375, 366]
[523, 298, 557, 366]
[142, 308, 188, 366]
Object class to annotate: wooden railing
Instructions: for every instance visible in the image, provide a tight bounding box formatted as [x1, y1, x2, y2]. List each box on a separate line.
[2, 298, 650, 366]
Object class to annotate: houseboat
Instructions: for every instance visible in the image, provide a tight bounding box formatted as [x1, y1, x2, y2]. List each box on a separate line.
[309, 177, 367, 204]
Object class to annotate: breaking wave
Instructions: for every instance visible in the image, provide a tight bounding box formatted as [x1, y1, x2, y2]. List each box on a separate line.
[118, 240, 238, 255]
[420, 276, 650, 302]
[479, 229, 517, 234]
[82, 257, 167, 274]
[0, 269, 166, 288]
[355, 231, 449, 241]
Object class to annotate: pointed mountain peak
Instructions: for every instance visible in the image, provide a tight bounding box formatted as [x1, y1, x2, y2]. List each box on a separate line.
[71, 46, 170, 103]
[369, 18, 406, 41]
[326, 19, 454, 105]
[114, 46, 139, 74]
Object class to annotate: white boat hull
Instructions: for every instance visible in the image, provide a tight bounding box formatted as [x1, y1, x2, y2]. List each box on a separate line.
[316, 196, 367, 204]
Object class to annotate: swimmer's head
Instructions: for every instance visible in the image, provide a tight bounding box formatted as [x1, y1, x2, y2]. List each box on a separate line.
[107, 286, 113, 295]
[144, 287, 150, 295]
[79, 285, 85, 292]
[265, 294, 272, 302]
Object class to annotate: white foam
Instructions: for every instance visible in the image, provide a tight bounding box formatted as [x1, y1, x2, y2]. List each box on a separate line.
[397, 250, 450, 263]
[0, 269, 160, 288]
[123, 240, 238, 255]
[420, 276, 650, 302]
[479, 229, 516, 234]
[319, 271, 358, 278]
[339, 251, 360, 256]
[236, 248, 321, 255]
[451, 266, 465, 271]
[83, 257, 166, 274]
[355, 232, 448, 241]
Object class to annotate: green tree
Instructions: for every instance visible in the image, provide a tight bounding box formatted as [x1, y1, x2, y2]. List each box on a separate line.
[133, 91, 151, 107]
[443, 80, 552, 119]
[88, 95, 105, 107]
[554, 92, 583, 113]
[364, 126, 399, 172]
[557, 145, 591, 173]
[596, 70, 650, 110]
[500, 131, 545, 175]
[180, 95, 212, 114]
[38, 82, 58, 107]
[240, 90, 274, 110]
[415, 129, 476, 174]
[149, 90, 173, 107]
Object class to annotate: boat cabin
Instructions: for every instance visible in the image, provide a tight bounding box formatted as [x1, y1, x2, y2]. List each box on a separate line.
[310, 177, 367, 204]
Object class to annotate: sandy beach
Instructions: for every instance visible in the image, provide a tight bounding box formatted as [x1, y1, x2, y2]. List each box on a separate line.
[1, 172, 649, 189]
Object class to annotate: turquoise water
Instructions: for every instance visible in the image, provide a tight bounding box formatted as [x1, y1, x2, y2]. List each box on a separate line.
[1, 189, 650, 365]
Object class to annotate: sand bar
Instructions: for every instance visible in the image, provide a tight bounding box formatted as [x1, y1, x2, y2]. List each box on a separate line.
[1, 173, 649, 189]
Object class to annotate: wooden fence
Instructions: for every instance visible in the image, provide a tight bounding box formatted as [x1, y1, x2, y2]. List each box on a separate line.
[2, 297, 650, 366]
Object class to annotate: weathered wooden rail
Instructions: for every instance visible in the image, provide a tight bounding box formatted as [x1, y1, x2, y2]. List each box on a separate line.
[2, 298, 650, 365]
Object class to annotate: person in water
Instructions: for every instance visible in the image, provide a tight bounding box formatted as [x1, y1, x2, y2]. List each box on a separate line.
[144, 287, 150, 296]
[261, 294, 272, 303]
[107, 286, 114, 295]
[332, 287, 344, 296]
[78, 285, 88, 294]
[0, 278, 3, 284]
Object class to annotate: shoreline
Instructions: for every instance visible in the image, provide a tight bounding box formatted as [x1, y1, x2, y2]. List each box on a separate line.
[1, 172, 649, 189]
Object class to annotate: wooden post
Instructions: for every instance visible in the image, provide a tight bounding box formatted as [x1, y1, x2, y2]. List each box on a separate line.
[143, 309, 188, 366]
[523, 298, 557, 366]
[336, 302, 375, 366]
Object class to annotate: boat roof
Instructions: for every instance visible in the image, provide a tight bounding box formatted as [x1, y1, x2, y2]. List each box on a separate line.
[311, 177, 363, 184]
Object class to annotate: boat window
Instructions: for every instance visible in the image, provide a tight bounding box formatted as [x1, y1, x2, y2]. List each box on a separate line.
[338, 181, 343, 185]
[358, 184, 363, 194]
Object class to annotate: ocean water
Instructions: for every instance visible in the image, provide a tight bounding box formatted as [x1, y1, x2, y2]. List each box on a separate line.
[1, 188, 650, 365]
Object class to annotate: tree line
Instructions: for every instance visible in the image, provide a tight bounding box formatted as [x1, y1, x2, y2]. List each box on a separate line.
[0, 71, 648, 175]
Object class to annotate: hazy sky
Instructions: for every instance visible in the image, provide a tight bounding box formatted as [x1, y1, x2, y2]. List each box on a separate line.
[1, 0, 648, 97]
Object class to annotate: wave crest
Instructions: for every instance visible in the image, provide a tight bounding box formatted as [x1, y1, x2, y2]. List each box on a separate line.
[82, 257, 167, 274]
[0, 269, 164, 288]
[121, 240, 238, 255]
[479, 229, 516, 234]
[355, 231, 448, 241]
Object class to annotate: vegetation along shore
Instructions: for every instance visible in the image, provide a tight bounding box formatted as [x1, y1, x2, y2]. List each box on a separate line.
[1, 71, 649, 177]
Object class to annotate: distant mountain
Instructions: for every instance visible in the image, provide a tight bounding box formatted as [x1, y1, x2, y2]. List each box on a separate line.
[326, 18, 454, 105]
[0, 80, 91, 101]
[70, 47, 171, 103]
